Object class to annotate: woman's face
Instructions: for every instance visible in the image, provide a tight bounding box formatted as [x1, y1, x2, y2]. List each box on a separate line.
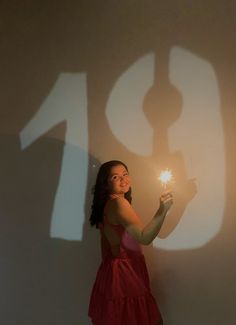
[107, 164, 131, 196]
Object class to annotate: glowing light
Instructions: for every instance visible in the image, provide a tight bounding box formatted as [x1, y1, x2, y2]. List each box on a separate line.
[158, 169, 173, 187]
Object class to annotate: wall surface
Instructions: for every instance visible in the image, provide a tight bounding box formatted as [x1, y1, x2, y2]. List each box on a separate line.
[0, 1, 236, 324]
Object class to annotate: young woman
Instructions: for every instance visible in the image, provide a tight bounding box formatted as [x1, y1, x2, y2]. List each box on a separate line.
[88, 160, 173, 325]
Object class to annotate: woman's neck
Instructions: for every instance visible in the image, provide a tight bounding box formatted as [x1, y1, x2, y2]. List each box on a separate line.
[109, 193, 124, 199]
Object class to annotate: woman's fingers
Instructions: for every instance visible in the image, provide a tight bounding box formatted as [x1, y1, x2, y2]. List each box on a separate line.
[160, 192, 173, 212]
[160, 191, 173, 202]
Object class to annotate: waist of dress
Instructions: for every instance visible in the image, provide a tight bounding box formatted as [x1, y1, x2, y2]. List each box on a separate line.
[104, 248, 144, 261]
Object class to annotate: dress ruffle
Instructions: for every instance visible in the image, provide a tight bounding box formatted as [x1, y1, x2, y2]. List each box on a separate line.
[88, 254, 162, 325]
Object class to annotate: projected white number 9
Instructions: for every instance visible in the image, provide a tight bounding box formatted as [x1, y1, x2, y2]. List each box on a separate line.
[106, 48, 224, 250]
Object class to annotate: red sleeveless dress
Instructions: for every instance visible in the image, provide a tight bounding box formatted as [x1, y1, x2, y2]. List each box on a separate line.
[88, 213, 162, 325]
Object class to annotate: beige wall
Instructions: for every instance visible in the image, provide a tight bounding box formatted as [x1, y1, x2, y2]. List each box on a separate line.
[0, 1, 235, 324]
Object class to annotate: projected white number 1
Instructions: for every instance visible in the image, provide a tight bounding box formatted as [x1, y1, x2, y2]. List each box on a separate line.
[20, 73, 88, 240]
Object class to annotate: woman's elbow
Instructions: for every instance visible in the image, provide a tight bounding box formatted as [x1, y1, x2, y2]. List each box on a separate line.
[140, 237, 153, 246]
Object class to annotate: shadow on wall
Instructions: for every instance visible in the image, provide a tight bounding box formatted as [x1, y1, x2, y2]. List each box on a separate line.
[0, 1, 236, 325]
[0, 133, 101, 325]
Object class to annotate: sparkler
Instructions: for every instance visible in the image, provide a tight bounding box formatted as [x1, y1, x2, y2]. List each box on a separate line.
[158, 169, 173, 189]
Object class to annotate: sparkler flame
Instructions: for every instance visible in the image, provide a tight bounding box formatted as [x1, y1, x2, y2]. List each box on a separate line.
[158, 169, 173, 185]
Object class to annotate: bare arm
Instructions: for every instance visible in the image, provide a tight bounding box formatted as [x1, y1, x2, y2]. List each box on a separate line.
[108, 192, 173, 245]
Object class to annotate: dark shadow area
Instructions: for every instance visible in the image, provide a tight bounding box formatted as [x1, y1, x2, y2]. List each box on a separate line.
[0, 1, 236, 324]
[0, 133, 100, 324]
[143, 50, 197, 237]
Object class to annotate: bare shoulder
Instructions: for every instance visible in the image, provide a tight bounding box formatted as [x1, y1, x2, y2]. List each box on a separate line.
[107, 196, 132, 213]
[107, 196, 141, 227]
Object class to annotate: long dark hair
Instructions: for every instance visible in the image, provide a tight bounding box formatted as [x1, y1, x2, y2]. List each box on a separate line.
[89, 160, 132, 228]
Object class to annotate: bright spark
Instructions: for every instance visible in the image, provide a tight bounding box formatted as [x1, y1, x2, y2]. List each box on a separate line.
[159, 169, 173, 185]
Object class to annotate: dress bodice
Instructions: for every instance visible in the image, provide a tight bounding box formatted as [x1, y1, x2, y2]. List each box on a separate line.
[99, 215, 142, 259]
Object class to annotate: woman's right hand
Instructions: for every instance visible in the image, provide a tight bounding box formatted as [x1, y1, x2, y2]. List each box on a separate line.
[159, 191, 173, 213]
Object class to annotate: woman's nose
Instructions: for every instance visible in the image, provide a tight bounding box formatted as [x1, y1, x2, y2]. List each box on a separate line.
[120, 176, 127, 183]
